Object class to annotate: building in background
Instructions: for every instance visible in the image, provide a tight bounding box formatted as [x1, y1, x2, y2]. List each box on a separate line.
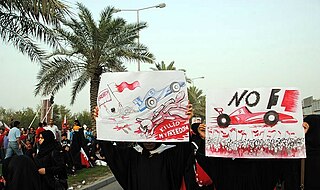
[302, 96, 320, 116]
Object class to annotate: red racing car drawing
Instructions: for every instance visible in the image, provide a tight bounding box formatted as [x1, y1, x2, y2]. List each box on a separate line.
[214, 106, 298, 128]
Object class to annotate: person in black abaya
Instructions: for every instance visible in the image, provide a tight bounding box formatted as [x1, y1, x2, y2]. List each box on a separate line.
[70, 120, 86, 170]
[100, 141, 191, 190]
[2, 155, 41, 190]
[278, 115, 320, 190]
[301, 114, 320, 190]
[95, 104, 193, 190]
[213, 157, 279, 190]
[182, 122, 214, 190]
[34, 130, 68, 190]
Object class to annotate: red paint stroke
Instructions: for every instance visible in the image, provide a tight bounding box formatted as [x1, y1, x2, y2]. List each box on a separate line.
[121, 116, 129, 120]
[286, 130, 295, 135]
[281, 90, 299, 112]
[116, 81, 140, 92]
[221, 130, 227, 135]
[98, 89, 111, 102]
[113, 124, 131, 132]
[252, 130, 259, 133]
[222, 133, 229, 138]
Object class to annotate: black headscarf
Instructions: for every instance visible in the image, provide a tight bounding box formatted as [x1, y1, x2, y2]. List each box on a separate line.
[3, 155, 41, 190]
[37, 130, 56, 158]
[191, 123, 200, 136]
[304, 114, 320, 156]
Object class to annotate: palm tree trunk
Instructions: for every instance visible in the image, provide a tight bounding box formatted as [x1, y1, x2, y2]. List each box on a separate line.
[90, 72, 101, 131]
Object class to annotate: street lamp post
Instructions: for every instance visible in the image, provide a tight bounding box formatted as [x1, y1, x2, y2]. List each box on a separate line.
[114, 3, 166, 71]
[190, 76, 205, 86]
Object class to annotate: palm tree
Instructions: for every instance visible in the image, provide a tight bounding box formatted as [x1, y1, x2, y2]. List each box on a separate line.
[150, 61, 192, 83]
[150, 61, 177, 71]
[0, 0, 70, 62]
[35, 3, 155, 126]
[188, 86, 206, 119]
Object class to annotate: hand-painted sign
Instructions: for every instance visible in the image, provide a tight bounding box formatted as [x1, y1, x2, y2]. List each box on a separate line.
[96, 71, 189, 142]
[206, 87, 305, 158]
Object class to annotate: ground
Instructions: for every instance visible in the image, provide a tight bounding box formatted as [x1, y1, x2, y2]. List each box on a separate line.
[68, 166, 112, 189]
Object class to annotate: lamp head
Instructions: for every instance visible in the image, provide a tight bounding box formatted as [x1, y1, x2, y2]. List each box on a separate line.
[157, 3, 166, 8]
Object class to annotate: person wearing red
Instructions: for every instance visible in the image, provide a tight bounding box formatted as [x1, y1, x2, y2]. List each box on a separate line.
[0, 128, 6, 162]
[35, 122, 45, 149]
[20, 128, 28, 143]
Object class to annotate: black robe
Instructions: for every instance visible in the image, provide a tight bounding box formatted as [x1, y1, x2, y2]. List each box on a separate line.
[281, 115, 320, 190]
[2, 155, 41, 190]
[100, 141, 191, 190]
[183, 134, 215, 190]
[34, 130, 67, 190]
[70, 131, 84, 169]
[211, 157, 280, 190]
[302, 115, 320, 190]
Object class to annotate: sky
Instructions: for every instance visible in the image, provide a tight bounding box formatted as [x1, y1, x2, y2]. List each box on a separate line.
[1, 0, 320, 113]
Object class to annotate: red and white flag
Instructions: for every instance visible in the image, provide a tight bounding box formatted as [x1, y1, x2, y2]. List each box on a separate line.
[80, 147, 91, 168]
[62, 115, 67, 130]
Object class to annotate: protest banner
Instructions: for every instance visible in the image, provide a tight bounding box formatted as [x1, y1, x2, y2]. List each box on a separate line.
[206, 87, 305, 158]
[96, 71, 189, 142]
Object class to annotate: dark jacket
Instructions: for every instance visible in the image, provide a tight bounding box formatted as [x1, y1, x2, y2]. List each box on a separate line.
[34, 148, 67, 190]
[100, 141, 191, 190]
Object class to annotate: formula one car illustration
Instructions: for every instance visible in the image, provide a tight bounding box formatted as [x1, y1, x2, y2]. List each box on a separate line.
[214, 106, 298, 128]
[133, 81, 185, 112]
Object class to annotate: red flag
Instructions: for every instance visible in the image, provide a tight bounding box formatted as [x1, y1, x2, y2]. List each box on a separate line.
[80, 148, 91, 168]
[194, 161, 213, 186]
[116, 81, 140, 92]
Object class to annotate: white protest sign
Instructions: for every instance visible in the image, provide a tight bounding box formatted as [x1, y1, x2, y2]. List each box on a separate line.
[96, 71, 189, 142]
[206, 87, 305, 158]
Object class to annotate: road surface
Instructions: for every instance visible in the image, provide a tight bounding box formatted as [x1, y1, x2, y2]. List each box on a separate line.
[98, 180, 123, 190]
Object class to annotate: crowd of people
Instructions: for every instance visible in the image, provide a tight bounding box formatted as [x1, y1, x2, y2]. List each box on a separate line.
[0, 107, 319, 190]
[0, 118, 106, 190]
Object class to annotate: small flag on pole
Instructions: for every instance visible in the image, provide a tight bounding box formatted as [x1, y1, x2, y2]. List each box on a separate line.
[80, 147, 92, 168]
[62, 115, 67, 130]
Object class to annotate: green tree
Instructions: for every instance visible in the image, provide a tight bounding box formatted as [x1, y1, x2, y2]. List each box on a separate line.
[0, 0, 70, 62]
[188, 86, 206, 120]
[52, 104, 72, 129]
[150, 61, 177, 71]
[35, 3, 154, 127]
[150, 61, 193, 84]
[0, 107, 38, 129]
